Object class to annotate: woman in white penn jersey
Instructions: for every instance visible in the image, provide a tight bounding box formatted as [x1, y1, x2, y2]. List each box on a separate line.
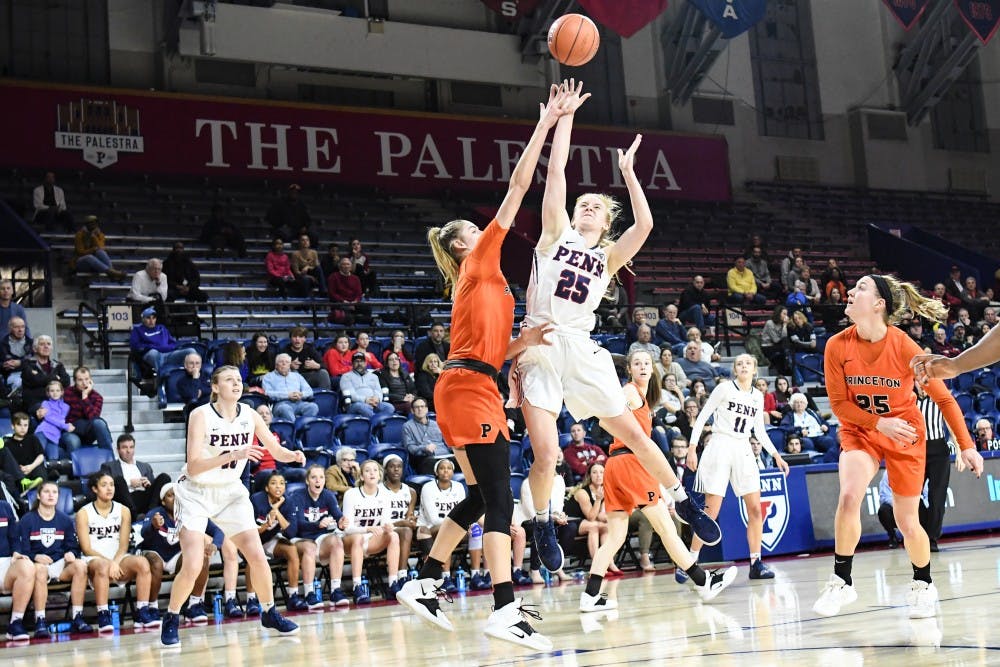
[513, 80, 720, 572]
[77, 471, 160, 631]
[684, 354, 789, 581]
[379, 454, 417, 574]
[342, 460, 403, 601]
[160, 365, 306, 649]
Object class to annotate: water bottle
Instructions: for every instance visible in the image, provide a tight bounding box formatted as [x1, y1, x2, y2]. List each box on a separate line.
[213, 593, 223, 623]
[48, 621, 72, 634]
[359, 575, 370, 600]
[407, 564, 419, 581]
[455, 567, 467, 593]
[313, 577, 323, 603]
[541, 567, 552, 587]
[573, 569, 586, 583]
[109, 601, 120, 631]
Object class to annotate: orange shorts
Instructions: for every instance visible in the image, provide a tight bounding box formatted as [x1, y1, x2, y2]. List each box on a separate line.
[434, 369, 510, 448]
[841, 427, 926, 496]
[603, 451, 660, 514]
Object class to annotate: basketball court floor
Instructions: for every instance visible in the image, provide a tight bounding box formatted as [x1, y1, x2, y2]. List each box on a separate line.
[5, 535, 999, 666]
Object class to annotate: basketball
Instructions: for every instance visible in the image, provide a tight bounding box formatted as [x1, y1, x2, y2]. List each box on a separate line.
[547, 14, 600, 67]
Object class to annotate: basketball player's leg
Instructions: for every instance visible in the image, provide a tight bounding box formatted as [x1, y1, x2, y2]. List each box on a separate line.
[741, 490, 764, 554]
[523, 401, 560, 515]
[167, 527, 211, 615]
[230, 528, 299, 633]
[893, 494, 930, 565]
[588, 511, 629, 578]
[643, 502, 735, 600]
[87, 557, 112, 607]
[295, 539, 318, 591]
[687, 493, 724, 554]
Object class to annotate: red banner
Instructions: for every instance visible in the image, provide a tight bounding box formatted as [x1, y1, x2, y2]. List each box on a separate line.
[0, 80, 731, 202]
[578, 0, 669, 38]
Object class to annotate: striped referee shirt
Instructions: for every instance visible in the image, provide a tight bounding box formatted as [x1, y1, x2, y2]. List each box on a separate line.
[916, 395, 947, 441]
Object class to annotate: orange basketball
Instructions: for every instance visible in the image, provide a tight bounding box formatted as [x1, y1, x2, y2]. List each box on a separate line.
[547, 14, 600, 67]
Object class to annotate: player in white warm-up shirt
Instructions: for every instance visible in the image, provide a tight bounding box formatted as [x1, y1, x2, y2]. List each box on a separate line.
[341, 460, 402, 602]
[685, 354, 789, 582]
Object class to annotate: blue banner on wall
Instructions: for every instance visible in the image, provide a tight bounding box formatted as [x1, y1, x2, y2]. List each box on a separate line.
[701, 467, 815, 562]
[881, 0, 930, 30]
[955, 0, 1000, 44]
[687, 0, 768, 39]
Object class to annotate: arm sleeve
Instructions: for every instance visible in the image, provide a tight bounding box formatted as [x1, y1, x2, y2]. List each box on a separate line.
[690, 383, 726, 447]
[823, 337, 879, 430]
[466, 220, 506, 280]
[925, 378, 975, 450]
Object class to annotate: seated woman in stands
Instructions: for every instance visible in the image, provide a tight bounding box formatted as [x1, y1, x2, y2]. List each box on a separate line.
[222, 340, 249, 384]
[322, 334, 353, 381]
[381, 330, 415, 373]
[247, 333, 276, 386]
[349, 239, 378, 296]
[379, 352, 417, 415]
[76, 472, 160, 631]
[565, 462, 619, 573]
[415, 353, 443, 411]
[353, 332, 383, 371]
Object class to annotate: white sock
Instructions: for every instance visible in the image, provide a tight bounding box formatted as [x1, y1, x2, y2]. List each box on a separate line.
[225, 590, 236, 601]
[189, 596, 202, 607]
[666, 483, 688, 502]
[35, 611, 45, 621]
[72, 606, 83, 617]
[247, 594, 258, 601]
[750, 552, 761, 563]
[261, 601, 273, 612]
[534, 507, 551, 522]
[691, 550, 700, 564]
[97, 605, 109, 612]
[137, 601, 149, 609]
[352, 577, 362, 586]
[442, 571, 450, 578]
[331, 579, 341, 590]
[11, 612, 23, 621]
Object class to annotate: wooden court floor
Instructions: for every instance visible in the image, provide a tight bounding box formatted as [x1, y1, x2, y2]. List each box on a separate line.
[4, 535, 999, 666]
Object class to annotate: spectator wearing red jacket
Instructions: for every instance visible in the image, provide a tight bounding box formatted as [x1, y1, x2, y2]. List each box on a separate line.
[562, 423, 606, 482]
[327, 257, 364, 325]
[322, 335, 353, 378]
[266, 238, 309, 298]
[63, 366, 114, 452]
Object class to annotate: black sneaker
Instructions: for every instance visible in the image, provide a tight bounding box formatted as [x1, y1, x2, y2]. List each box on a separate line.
[225, 597, 244, 618]
[674, 497, 721, 546]
[160, 611, 180, 647]
[261, 606, 299, 635]
[69, 612, 93, 634]
[532, 518, 565, 572]
[748, 559, 775, 580]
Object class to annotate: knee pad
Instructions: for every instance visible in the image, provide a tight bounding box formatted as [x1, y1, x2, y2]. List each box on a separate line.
[479, 479, 514, 535]
[446, 488, 486, 530]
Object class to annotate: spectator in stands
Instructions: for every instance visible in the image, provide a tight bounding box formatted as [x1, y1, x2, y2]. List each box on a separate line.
[382, 330, 415, 373]
[201, 204, 246, 258]
[679, 275, 714, 334]
[290, 465, 349, 608]
[291, 234, 324, 296]
[246, 333, 276, 386]
[563, 423, 607, 482]
[654, 373, 686, 429]
[1, 315, 31, 391]
[414, 323, 449, 370]
[177, 352, 211, 415]
[519, 454, 574, 584]
[32, 171, 73, 232]
[282, 327, 332, 390]
[785, 435, 803, 455]
[76, 472, 159, 632]
[324, 448, 360, 500]
[787, 310, 816, 384]
[800, 267, 822, 307]
[266, 184, 311, 241]
[760, 305, 790, 375]
[973, 418, 1000, 452]
[955, 307, 974, 331]
[402, 397, 450, 474]
[727, 256, 765, 306]
[0, 280, 27, 340]
[17, 481, 94, 636]
[320, 242, 341, 281]
[6, 412, 52, 490]
[339, 351, 394, 419]
[678, 342, 717, 391]
[781, 393, 836, 456]
[352, 332, 383, 371]
[985, 307, 999, 330]
[689, 378, 709, 408]
[379, 352, 416, 414]
[327, 257, 364, 325]
[247, 404, 281, 491]
[321, 334, 352, 380]
[162, 242, 207, 303]
[625, 308, 646, 346]
[102, 433, 171, 517]
[686, 327, 722, 366]
[780, 248, 804, 292]
[756, 377, 783, 425]
[944, 265, 964, 301]
[128, 258, 167, 309]
[950, 323, 972, 351]
[249, 471, 307, 612]
[743, 234, 769, 261]
[823, 266, 847, 301]
[772, 375, 793, 414]
[71, 216, 125, 280]
[349, 239, 378, 296]
[654, 304, 686, 348]
[628, 324, 660, 358]
[817, 286, 849, 334]
[672, 398, 703, 445]
[33, 380, 76, 459]
[962, 276, 990, 321]
[751, 436, 774, 470]
[222, 340, 249, 384]
[263, 354, 318, 422]
[266, 238, 307, 299]
[381, 455, 417, 574]
[655, 347, 688, 389]
[785, 280, 812, 323]
[63, 366, 113, 453]
[415, 458, 466, 586]
[746, 246, 775, 298]
[128, 307, 197, 374]
[21, 335, 70, 415]
[566, 462, 617, 572]
[415, 353, 443, 411]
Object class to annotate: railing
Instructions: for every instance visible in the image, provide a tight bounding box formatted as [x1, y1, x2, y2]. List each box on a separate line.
[59, 301, 105, 368]
[714, 302, 751, 357]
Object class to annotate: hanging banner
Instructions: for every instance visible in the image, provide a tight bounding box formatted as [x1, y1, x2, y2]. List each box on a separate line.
[0, 80, 732, 202]
[687, 0, 768, 39]
[881, 0, 931, 30]
[577, 0, 669, 38]
[479, 0, 543, 21]
[954, 0, 1000, 43]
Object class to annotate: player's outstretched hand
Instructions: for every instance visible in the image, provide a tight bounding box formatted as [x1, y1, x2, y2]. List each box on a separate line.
[910, 353, 958, 384]
[559, 78, 591, 114]
[520, 322, 555, 348]
[618, 134, 642, 175]
[960, 448, 984, 478]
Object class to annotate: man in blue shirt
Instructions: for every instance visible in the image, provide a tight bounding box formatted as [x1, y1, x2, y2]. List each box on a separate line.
[262, 353, 319, 422]
[338, 352, 394, 419]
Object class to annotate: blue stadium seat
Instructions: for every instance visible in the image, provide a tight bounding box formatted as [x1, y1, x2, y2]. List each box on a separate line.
[239, 393, 271, 411]
[334, 416, 373, 450]
[604, 335, 627, 355]
[404, 474, 433, 494]
[368, 444, 408, 471]
[285, 482, 306, 498]
[312, 389, 340, 418]
[975, 370, 997, 391]
[269, 419, 295, 446]
[72, 448, 115, 480]
[295, 417, 336, 451]
[954, 392, 975, 414]
[509, 440, 527, 474]
[793, 353, 824, 383]
[954, 373, 976, 392]
[509, 472, 526, 499]
[370, 414, 407, 446]
[161, 367, 191, 404]
[973, 392, 996, 415]
[558, 432, 573, 449]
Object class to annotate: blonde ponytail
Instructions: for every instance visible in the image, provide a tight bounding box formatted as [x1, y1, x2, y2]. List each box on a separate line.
[427, 220, 468, 300]
[881, 275, 948, 325]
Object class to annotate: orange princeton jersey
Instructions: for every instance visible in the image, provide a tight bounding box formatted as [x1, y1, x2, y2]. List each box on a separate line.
[609, 383, 651, 453]
[824, 325, 973, 450]
[447, 219, 515, 371]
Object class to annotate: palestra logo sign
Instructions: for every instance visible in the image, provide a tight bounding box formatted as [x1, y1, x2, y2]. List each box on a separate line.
[54, 98, 145, 168]
[739, 471, 790, 551]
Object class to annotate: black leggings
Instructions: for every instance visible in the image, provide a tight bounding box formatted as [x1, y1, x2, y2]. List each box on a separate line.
[451, 435, 513, 535]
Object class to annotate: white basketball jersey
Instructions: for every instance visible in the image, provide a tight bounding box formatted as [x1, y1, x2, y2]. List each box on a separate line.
[418, 481, 466, 528]
[690, 381, 775, 451]
[86, 501, 124, 560]
[524, 226, 612, 335]
[380, 482, 412, 522]
[342, 486, 391, 532]
[183, 403, 254, 485]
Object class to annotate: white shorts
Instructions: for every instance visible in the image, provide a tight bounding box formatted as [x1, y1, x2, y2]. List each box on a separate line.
[262, 537, 279, 558]
[47, 558, 67, 581]
[143, 551, 183, 576]
[515, 334, 627, 420]
[174, 479, 257, 538]
[0, 557, 11, 591]
[695, 434, 761, 498]
[291, 532, 340, 565]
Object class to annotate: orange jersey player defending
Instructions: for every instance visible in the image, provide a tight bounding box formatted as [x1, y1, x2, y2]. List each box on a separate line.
[396, 82, 573, 652]
[813, 274, 982, 620]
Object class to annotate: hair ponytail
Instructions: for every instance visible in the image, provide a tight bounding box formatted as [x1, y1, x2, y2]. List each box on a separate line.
[427, 220, 468, 299]
[881, 275, 948, 325]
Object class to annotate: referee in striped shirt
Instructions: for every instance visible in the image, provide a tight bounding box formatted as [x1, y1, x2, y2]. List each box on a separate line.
[915, 381, 953, 552]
